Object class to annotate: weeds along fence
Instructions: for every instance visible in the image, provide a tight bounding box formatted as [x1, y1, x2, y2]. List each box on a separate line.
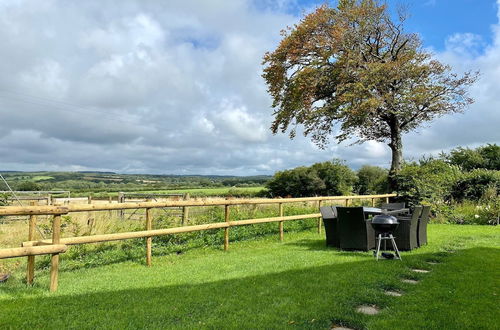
[0, 193, 396, 291]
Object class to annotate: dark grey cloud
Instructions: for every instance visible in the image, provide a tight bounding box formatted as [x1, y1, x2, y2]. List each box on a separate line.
[0, 0, 498, 175]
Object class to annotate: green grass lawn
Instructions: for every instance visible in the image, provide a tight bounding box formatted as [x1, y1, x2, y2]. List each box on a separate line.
[0, 224, 498, 329]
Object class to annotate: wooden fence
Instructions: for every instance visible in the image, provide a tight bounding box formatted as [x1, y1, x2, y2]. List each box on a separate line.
[0, 193, 396, 291]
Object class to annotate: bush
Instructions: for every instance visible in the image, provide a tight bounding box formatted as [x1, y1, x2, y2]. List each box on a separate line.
[395, 159, 461, 205]
[310, 160, 357, 196]
[449, 169, 500, 202]
[433, 198, 500, 225]
[443, 143, 500, 171]
[266, 166, 324, 197]
[16, 181, 41, 191]
[266, 160, 357, 197]
[355, 165, 388, 195]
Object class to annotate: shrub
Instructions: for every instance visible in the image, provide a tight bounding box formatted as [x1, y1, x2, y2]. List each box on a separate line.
[395, 159, 461, 205]
[478, 144, 500, 170]
[355, 165, 388, 195]
[266, 166, 324, 197]
[0, 193, 7, 206]
[16, 181, 41, 191]
[310, 160, 358, 196]
[266, 160, 357, 197]
[443, 143, 500, 171]
[449, 169, 500, 202]
[433, 198, 500, 225]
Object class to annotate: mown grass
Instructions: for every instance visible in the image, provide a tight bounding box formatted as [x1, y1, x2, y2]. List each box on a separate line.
[0, 224, 498, 329]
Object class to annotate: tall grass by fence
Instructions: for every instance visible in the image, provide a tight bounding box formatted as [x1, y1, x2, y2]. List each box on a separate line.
[0, 193, 396, 291]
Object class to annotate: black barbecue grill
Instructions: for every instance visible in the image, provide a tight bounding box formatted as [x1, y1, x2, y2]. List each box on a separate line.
[371, 214, 402, 260]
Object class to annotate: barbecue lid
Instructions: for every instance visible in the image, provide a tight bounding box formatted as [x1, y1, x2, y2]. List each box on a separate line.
[371, 214, 399, 225]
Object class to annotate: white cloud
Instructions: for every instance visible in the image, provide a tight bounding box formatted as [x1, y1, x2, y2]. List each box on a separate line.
[0, 0, 497, 175]
[444, 33, 485, 58]
[19, 59, 68, 96]
[216, 100, 268, 143]
[404, 1, 500, 157]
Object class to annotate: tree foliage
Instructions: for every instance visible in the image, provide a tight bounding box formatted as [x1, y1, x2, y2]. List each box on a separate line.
[395, 159, 461, 206]
[16, 181, 41, 191]
[450, 169, 500, 202]
[443, 144, 500, 171]
[262, 0, 478, 182]
[356, 165, 388, 194]
[266, 160, 357, 197]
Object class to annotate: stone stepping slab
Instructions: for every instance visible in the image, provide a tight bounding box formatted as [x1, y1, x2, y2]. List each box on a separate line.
[384, 290, 403, 297]
[401, 278, 419, 284]
[356, 305, 380, 315]
[411, 268, 430, 273]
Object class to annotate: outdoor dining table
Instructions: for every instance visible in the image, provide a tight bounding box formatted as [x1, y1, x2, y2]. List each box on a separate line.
[363, 207, 410, 217]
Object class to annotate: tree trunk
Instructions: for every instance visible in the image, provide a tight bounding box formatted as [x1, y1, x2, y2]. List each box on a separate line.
[388, 120, 403, 191]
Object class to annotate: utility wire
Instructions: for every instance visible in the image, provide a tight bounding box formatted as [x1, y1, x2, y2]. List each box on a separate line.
[0, 173, 22, 206]
[0, 173, 45, 238]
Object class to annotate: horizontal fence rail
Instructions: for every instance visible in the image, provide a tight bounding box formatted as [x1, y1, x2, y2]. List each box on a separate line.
[22, 214, 321, 247]
[0, 193, 396, 291]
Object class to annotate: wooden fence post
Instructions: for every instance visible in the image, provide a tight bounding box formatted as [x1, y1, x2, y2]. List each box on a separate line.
[108, 196, 112, 219]
[385, 196, 390, 204]
[86, 193, 94, 229]
[317, 200, 322, 234]
[224, 204, 230, 251]
[26, 201, 36, 285]
[279, 203, 284, 241]
[182, 193, 190, 225]
[371, 198, 375, 207]
[50, 214, 61, 292]
[118, 192, 124, 220]
[345, 199, 349, 206]
[145, 206, 152, 266]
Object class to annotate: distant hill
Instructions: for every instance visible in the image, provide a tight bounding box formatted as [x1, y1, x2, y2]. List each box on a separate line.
[0, 171, 271, 193]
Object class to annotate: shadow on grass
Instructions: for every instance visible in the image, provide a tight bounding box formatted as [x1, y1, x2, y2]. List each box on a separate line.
[284, 238, 329, 251]
[2, 245, 492, 330]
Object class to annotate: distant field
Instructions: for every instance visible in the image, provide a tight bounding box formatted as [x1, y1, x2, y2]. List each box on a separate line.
[76, 186, 267, 198]
[31, 176, 54, 181]
[138, 186, 266, 196]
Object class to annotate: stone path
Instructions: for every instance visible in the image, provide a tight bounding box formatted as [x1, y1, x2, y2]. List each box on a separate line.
[411, 268, 430, 273]
[356, 305, 380, 315]
[336, 253, 445, 327]
[401, 278, 419, 284]
[384, 290, 403, 297]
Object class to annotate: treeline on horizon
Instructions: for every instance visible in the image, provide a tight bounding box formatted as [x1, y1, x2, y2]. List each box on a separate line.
[0, 172, 271, 193]
[1, 144, 498, 203]
[265, 144, 500, 203]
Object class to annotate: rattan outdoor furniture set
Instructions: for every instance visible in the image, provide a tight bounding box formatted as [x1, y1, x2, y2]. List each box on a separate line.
[320, 203, 430, 252]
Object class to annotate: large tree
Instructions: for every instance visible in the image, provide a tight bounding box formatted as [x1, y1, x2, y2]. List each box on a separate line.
[262, 0, 478, 189]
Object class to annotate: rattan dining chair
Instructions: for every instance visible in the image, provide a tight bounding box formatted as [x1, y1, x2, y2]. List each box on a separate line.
[417, 205, 431, 247]
[320, 206, 340, 247]
[392, 206, 423, 251]
[336, 207, 376, 251]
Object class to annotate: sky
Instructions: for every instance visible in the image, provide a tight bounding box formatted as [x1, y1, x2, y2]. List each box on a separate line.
[0, 0, 499, 175]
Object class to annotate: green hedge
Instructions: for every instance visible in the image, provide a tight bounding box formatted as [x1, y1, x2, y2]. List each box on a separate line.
[450, 169, 500, 201]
